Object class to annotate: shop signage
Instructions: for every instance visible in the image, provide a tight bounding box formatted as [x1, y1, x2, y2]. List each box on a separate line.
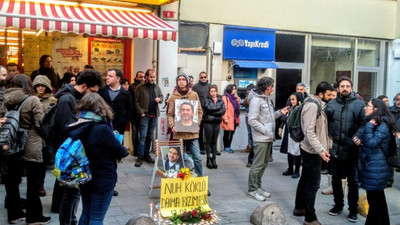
[223, 26, 275, 61]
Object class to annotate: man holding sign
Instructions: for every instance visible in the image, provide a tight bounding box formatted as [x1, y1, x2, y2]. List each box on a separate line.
[167, 74, 203, 178]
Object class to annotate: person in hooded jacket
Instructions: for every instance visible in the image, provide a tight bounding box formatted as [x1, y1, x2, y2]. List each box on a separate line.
[202, 84, 226, 169]
[67, 93, 128, 225]
[360, 98, 395, 225]
[0, 74, 51, 224]
[32, 75, 57, 197]
[30, 55, 61, 92]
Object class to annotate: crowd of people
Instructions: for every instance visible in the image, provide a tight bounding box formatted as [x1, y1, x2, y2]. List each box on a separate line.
[0, 54, 399, 225]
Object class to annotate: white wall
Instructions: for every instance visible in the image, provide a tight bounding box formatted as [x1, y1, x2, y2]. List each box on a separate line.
[133, 38, 153, 77]
[387, 40, 400, 104]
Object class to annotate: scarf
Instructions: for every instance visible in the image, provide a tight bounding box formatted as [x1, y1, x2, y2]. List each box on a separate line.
[225, 92, 240, 119]
[176, 86, 189, 96]
[77, 110, 108, 123]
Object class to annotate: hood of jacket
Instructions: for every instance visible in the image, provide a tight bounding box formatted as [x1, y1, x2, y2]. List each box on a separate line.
[32, 75, 52, 93]
[54, 83, 82, 100]
[3, 88, 29, 107]
[336, 91, 359, 104]
[248, 89, 268, 102]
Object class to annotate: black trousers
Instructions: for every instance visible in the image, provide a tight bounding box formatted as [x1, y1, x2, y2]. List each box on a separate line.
[287, 153, 301, 173]
[204, 123, 220, 158]
[366, 190, 390, 225]
[223, 124, 237, 149]
[5, 159, 44, 222]
[199, 122, 205, 151]
[295, 148, 321, 222]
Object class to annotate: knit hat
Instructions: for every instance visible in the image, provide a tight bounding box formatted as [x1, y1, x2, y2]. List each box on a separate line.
[32, 75, 52, 93]
[176, 73, 189, 87]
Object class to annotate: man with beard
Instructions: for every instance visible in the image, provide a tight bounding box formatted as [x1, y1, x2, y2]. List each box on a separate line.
[389, 93, 400, 173]
[324, 76, 365, 223]
[175, 102, 199, 132]
[293, 81, 334, 225]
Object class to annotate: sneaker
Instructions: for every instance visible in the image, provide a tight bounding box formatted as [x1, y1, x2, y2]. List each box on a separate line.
[348, 213, 358, 223]
[241, 145, 251, 153]
[256, 188, 271, 198]
[282, 169, 293, 176]
[303, 220, 322, 225]
[135, 159, 143, 167]
[143, 155, 155, 163]
[321, 186, 333, 195]
[293, 208, 305, 216]
[216, 151, 221, 156]
[27, 216, 51, 225]
[292, 173, 300, 179]
[248, 191, 266, 201]
[9, 217, 26, 224]
[328, 206, 343, 216]
[224, 148, 234, 153]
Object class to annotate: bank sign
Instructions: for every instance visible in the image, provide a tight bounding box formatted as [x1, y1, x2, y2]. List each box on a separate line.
[223, 26, 275, 61]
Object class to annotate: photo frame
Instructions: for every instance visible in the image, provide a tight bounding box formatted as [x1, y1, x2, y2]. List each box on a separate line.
[174, 99, 199, 133]
[161, 146, 185, 171]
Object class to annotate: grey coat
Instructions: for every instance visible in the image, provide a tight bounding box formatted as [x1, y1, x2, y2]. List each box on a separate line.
[1, 88, 44, 162]
[248, 90, 282, 143]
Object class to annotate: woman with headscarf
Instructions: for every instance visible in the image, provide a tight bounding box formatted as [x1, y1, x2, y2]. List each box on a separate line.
[220, 84, 240, 153]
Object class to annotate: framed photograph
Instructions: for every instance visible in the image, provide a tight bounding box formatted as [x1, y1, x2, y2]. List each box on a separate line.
[174, 99, 199, 133]
[161, 146, 185, 171]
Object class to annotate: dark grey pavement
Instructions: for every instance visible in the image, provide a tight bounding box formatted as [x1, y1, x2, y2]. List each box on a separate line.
[2, 144, 400, 225]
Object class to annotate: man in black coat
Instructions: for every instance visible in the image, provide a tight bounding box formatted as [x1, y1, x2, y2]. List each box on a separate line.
[52, 69, 103, 224]
[324, 76, 365, 223]
[98, 68, 133, 135]
[192, 71, 210, 154]
[128, 71, 145, 156]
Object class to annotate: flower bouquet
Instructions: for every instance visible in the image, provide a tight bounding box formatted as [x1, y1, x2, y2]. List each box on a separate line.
[170, 207, 212, 224]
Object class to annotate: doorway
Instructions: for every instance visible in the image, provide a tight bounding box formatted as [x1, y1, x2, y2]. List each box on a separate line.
[275, 69, 302, 109]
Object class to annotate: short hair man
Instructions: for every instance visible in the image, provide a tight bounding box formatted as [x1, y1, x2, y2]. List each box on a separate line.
[324, 76, 365, 223]
[296, 82, 309, 98]
[6, 62, 19, 76]
[175, 102, 199, 132]
[98, 68, 133, 135]
[192, 71, 210, 154]
[293, 81, 335, 225]
[377, 95, 389, 107]
[128, 70, 145, 157]
[247, 77, 288, 201]
[164, 147, 182, 171]
[188, 75, 194, 88]
[52, 69, 103, 224]
[134, 69, 163, 167]
[120, 78, 130, 91]
[167, 73, 204, 178]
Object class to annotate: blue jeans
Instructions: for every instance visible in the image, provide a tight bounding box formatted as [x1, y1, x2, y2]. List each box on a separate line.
[187, 139, 203, 176]
[78, 188, 114, 225]
[138, 116, 157, 158]
[330, 157, 359, 214]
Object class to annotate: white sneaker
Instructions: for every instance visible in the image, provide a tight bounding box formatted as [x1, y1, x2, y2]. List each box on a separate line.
[248, 191, 266, 201]
[257, 188, 271, 198]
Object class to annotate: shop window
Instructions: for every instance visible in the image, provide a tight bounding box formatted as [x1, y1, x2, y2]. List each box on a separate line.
[275, 33, 305, 63]
[357, 39, 380, 67]
[310, 36, 355, 91]
[178, 22, 209, 52]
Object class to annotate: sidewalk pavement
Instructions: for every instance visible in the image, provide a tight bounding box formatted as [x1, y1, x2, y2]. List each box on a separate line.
[2, 145, 400, 225]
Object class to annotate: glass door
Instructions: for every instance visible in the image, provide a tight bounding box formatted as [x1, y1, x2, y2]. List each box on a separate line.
[357, 71, 377, 100]
[275, 69, 302, 109]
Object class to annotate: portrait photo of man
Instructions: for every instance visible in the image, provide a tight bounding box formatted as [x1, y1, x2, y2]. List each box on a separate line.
[161, 146, 184, 171]
[174, 100, 199, 133]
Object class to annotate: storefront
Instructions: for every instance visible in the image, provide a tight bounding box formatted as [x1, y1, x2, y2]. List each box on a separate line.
[223, 26, 278, 101]
[0, 0, 177, 80]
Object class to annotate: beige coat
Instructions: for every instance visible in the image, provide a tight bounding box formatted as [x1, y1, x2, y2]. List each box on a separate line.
[1, 88, 44, 162]
[300, 94, 332, 154]
[167, 89, 203, 140]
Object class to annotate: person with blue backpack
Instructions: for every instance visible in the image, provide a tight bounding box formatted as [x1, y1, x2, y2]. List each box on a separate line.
[67, 93, 128, 225]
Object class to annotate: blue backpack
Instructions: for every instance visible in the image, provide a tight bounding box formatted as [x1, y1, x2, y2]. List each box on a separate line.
[52, 137, 92, 188]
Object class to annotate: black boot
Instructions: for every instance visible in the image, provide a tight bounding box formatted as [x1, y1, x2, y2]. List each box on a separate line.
[212, 157, 218, 169]
[206, 157, 213, 169]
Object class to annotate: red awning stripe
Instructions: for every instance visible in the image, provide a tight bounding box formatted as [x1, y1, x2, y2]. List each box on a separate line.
[0, 0, 177, 41]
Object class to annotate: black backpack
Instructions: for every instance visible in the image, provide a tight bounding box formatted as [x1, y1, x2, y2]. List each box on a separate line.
[0, 96, 32, 155]
[39, 104, 57, 154]
[286, 98, 321, 142]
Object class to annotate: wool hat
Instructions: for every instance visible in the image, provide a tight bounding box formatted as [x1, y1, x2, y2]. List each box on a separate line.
[176, 73, 189, 87]
[32, 75, 52, 93]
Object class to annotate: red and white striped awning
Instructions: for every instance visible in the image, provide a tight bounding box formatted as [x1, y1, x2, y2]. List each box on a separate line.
[0, 0, 177, 41]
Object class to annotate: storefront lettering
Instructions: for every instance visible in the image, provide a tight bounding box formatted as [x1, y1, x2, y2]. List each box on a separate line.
[56, 48, 82, 59]
[230, 39, 269, 49]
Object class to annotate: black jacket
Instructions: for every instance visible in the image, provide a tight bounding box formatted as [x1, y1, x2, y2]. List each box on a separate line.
[202, 95, 226, 124]
[128, 80, 143, 118]
[98, 86, 133, 134]
[192, 81, 210, 107]
[389, 105, 400, 131]
[53, 84, 83, 147]
[325, 92, 365, 160]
